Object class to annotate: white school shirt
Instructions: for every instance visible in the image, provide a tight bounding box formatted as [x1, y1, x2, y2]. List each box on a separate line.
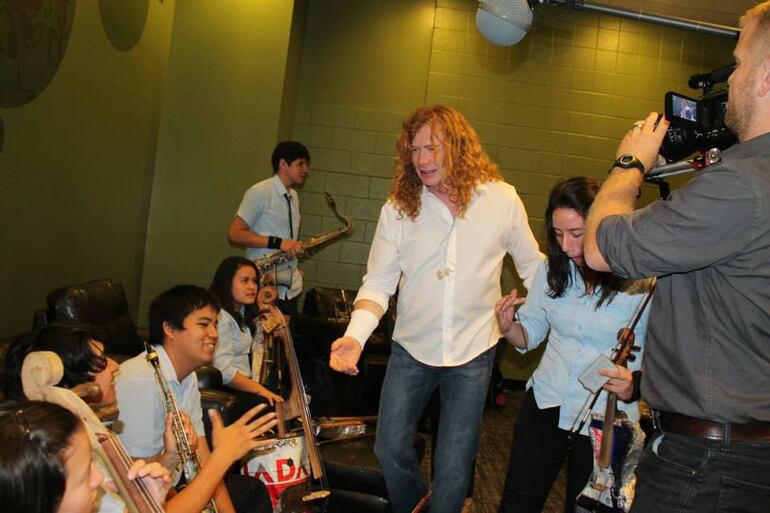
[355, 181, 544, 366]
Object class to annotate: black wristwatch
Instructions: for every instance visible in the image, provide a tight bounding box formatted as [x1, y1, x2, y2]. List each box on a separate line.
[610, 154, 645, 175]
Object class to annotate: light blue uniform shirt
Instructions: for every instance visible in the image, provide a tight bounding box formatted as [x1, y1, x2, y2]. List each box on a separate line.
[213, 309, 253, 384]
[517, 261, 649, 434]
[236, 174, 302, 299]
[115, 345, 205, 458]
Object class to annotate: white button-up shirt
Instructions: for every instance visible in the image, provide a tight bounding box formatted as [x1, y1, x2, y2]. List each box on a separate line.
[356, 181, 544, 366]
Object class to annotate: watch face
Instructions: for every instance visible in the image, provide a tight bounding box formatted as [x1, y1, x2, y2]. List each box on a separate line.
[620, 155, 634, 164]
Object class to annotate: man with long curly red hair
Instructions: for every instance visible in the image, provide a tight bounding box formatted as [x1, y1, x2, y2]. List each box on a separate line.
[330, 105, 544, 513]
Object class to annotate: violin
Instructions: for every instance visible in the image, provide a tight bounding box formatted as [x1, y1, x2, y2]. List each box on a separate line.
[575, 279, 656, 513]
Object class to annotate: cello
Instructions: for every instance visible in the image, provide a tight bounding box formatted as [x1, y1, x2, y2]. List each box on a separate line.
[240, 277, 330, 512]
[22, 350, 165, 513]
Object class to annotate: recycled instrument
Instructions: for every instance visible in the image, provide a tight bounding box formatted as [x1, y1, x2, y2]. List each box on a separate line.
[22, 351, 165, 513]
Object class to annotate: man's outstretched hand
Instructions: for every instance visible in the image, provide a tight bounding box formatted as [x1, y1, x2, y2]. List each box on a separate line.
[329, 337, 362, 376]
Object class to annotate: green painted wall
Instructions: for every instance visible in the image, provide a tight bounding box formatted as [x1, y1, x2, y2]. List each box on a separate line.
[278, 0, 308, 142]
[0, 0, 739, 343]
[292, 0, 436, 292]
[0, 1, 176, 339]
[137, 1, 296, 323]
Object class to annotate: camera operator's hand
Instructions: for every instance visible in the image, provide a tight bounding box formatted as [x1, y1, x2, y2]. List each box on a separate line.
[616, 112, 669, 174]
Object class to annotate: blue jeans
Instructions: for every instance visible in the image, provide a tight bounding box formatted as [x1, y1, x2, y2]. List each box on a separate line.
[630, 431, 770, 513]
[374, 342, 495, 513]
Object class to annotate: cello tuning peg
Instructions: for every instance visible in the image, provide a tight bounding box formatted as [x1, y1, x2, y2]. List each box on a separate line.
[626, 354, 637, 362]
[631, 345, 641, 352]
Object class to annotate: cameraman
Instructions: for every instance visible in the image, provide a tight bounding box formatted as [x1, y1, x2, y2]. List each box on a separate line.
[584, 2, 770, 512]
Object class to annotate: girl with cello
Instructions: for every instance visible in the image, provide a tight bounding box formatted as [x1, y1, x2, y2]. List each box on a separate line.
[1, 321, 276, 513]
[209, 256, 283, 411]
[0, 400, 170, 513]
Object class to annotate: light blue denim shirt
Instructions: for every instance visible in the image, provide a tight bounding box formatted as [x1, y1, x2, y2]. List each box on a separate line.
[235, 174, 302, 299]
[517, 261, 650, 434]
[213, 309, 253, 384]
[115, 345, 205, 458]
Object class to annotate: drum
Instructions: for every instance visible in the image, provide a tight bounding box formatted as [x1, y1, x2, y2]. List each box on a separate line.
[242, 433, 311, 513]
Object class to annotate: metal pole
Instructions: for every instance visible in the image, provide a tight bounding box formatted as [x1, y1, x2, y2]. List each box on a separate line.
[549, 0, 739, 39]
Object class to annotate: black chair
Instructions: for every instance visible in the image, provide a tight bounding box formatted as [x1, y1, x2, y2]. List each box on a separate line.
[300, 287, 428, 512]
[321, 436, 426, 513]
[38, 279, 144, 358]
[299, 287, 396, 415]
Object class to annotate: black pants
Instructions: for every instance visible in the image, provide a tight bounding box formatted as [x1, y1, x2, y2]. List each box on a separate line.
[631, 430, 770, 513]
[227, 388, 271, 420]
[498, 388, 593, 513]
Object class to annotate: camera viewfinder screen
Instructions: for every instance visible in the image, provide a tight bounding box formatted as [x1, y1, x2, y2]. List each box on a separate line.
[672, 94, 698, 122]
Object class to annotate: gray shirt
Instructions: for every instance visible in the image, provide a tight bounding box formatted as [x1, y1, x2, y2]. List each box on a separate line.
[597, 132, 770, 423]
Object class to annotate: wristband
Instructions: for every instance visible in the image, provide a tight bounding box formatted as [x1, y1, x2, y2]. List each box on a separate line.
[343, 309, 380, 348]
[267, 236, 283, 250]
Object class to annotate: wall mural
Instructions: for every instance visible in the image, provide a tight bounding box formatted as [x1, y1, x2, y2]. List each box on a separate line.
[0, 0, 76, 108]
[0, 0, 156, 157]
[98, 0, 150, 52]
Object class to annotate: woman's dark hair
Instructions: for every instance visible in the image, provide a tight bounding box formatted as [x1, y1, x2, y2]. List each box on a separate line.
[0, 400, 82, 513]
[148, 285, 220, 346]
[209, 256, 260, 333]
[545, 176, 629, 307]
[1, 321, 107, 401]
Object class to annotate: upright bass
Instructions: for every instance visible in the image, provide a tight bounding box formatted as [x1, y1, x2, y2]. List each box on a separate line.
[258, 302, 331, 510]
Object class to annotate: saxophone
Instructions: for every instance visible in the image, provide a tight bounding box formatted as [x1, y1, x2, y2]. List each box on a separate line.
[254, 191, 353, 275]
[145, 343, 218, 513]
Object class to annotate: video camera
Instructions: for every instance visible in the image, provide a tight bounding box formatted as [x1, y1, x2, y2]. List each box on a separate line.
[659, 64, 737, 162]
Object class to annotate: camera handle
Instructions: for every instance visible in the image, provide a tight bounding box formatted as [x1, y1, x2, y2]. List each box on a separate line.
[644, 148, 722, 199]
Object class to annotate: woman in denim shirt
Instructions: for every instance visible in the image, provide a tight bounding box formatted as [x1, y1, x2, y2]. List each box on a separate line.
[209, 256, 282, 407]
[495, 177, 650, 513]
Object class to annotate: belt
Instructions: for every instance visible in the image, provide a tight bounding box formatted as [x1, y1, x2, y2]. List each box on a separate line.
[655, 411, 770, 442]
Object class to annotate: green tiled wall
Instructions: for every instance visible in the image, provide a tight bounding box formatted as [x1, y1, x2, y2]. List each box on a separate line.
[294, 0, 735, 295]
[294, 105, 404, 291]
